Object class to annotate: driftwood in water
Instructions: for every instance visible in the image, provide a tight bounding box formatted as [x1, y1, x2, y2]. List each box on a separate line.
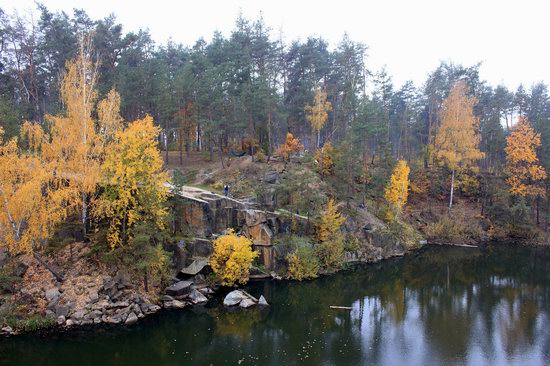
[33, 252, 64, 282]
[428, 242, 478, 248]
[330, 306, 352, 310]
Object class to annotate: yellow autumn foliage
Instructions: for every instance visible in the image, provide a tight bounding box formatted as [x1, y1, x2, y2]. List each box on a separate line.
[316, 199, 346, 242]
[314, 142, 335, 175]
[209, 229, 259, 286]
[434, 81, 484, 171]
[305, 87, 332, 147]
[384, 160, 410, 212]
[505, 116, 547, 198]
[0, 137, 69, 254]
[94, 115, 169, 248]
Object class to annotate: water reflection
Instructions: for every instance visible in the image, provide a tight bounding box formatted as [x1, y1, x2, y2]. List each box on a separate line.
[2, 244, 550, 365]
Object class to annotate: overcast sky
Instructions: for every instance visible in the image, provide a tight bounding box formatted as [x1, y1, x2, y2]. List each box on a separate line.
[2, 0, 549, 90]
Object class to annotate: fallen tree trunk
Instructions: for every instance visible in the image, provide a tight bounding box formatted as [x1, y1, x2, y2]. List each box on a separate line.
[33, 252, 64, 282]
[330, 306, 352, 310]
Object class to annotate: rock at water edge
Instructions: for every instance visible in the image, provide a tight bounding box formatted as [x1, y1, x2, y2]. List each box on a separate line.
[258, 295, 269, 306]
[189, 289, 208, 304]
[239, 298, 256, 308]
[223, 290, 249, 306]
[165, 281, 193, 297]
[125, 312, 138, 325]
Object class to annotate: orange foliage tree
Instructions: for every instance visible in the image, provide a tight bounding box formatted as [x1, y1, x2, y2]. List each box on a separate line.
[277, 133, 304, 161]
[505, 116, 547, 200]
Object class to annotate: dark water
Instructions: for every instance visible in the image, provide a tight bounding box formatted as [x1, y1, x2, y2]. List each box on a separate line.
[2, 244, 550, 366]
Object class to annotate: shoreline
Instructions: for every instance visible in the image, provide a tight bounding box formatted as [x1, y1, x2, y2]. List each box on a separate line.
[2, 238, 547, 338]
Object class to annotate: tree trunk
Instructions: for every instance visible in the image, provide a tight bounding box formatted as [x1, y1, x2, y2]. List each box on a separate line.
[317, 129, 321, 148]
[165, 132, 169, 164]
[537, 196, 540, 227]
[219, 136, 225, 169]
[34, 252, 64, 282]
[179, 128, 183, 165]
[81, 192, 87, 238]
[449, 169, 455, 209]
[144, 271, 149, 292]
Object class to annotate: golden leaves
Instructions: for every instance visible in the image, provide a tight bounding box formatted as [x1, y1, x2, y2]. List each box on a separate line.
[316, 199, 346, 242]
[94, 115, 169, 248]
[314, 142, 335, 175]
[0, 136, 65, 254]
[384, 160, 410, 212]
[505, 117, 547, 198]
[305, 87, 332, 135]
[208, 229, 259, 286]
[434, 81, 484, 171]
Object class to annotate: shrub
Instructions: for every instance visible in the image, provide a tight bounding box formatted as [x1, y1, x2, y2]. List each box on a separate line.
[424, 207, 483, 244]
[211, 180, 224, 191]
[287, 245, 320, 281]
[254, 149, 267, 163]
[315, 232, 345, 271]
[209, 229, 259, 286]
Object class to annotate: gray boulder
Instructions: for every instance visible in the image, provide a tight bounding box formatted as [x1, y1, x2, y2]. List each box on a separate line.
[56, 316, 66, 326]
[1, 326, 15, 335]
[45, 288, 61, 302]
[125, 312, 138, 325]
[180, 259, 208, 277]
[223, 290, 249, 306]
[189, 289, 208, 304]
[264, 171, 280, 184]
[72, 310, 85, 321]
[239, 298, 255, 308]
[258, 295, 269, 306]
[165, 281, 193, 297]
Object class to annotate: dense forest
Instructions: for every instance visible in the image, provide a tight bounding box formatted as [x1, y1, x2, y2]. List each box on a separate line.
[1, 2, 550, 335]
[2, 5, 550, 227]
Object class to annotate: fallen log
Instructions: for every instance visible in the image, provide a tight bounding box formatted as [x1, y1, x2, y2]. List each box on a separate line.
[33, 252, 64, 282]
[330, 306, 352, 310]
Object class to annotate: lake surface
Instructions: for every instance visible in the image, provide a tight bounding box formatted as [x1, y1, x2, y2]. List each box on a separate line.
[2, 244, 550, 366]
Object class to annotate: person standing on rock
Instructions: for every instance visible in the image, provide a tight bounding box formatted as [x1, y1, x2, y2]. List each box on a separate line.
[224, 184, 229, 197]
